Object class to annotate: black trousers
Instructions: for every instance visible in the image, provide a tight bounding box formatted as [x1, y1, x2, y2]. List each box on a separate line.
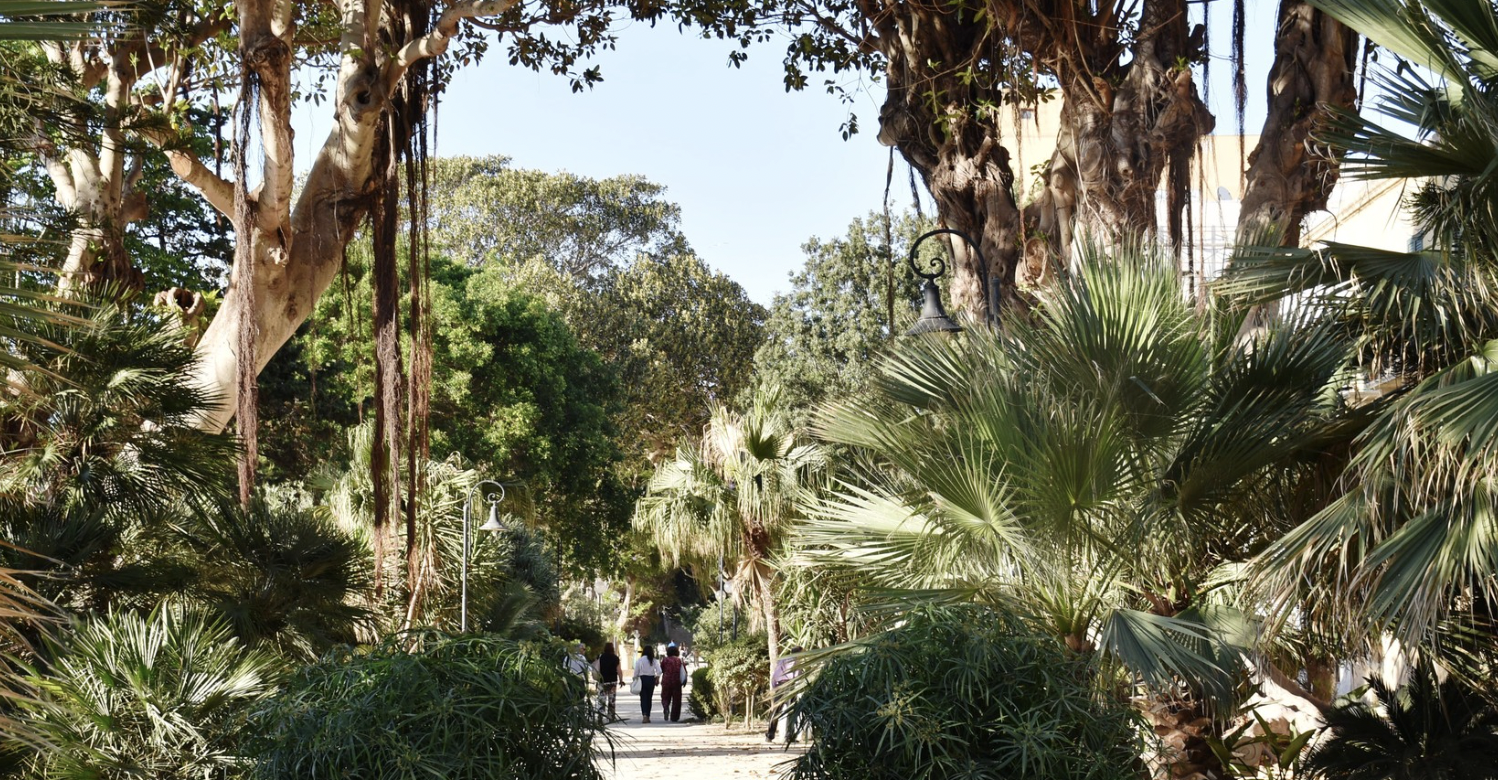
[638, 675, 657, 718]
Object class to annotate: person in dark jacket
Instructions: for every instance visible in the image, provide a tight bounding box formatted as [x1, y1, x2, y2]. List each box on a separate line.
[596, 643, 622, 721]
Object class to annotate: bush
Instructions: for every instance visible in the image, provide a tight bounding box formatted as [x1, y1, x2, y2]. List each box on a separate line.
[550, 614, 607, 654]
[12, 607, 277, 780]
[1300, 661, 1498, 780]
[248, 632, 607, 780]
[705, 633, 770, 722]
[788, 606, 1141, 780]
[688, 666, 718, 721]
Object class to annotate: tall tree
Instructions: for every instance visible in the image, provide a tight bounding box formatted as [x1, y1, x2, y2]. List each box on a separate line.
[1237, 0, 1498, 677]
[800, 255, 1355, 771]
[13, 0, 663, 435]
[635, 386, 823, 669]
[424, 155, 691, 276]
[675, 0, 1217, 316]
[752, 211, 924, 412]
[1236, 0, 1360, 247]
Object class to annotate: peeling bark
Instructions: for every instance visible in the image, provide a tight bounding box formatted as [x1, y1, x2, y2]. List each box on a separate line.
[1031, 0, 1214, 262]
[1233, 0, 1357, 339]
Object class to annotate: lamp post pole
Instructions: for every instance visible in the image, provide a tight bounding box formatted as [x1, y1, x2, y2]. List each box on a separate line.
[461, 479, 506, 633]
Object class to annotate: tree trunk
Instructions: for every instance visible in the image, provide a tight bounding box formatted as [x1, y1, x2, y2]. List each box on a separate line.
[759, 564, 780, 671]
[871, 0, 1213, 317]
[183, 0, 518, 432]
[1234, 0, 1358, 338]
[873, 5, 1018, 321]
[1029, 0, 1214, 264]
[1236, 0, 1358, 246]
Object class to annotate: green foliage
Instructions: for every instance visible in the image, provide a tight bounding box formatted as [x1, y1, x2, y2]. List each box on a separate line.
[312, 430, 558, 634]
[1298, 661, 1498, 780]
[547, 252, 767, 465]
[165, 500, 372, 660]
[11, 607, 277, 780]
[1203, 710, 1315, 779]
[425, 155, 689, 277]
[752, 212, 927, 412]
[551, 614, 607, 653]
[247, 633, 608, 780]
[787, 605, 1142, 780]
[774, 564, 872, 650]
[0, 301, 236, 515]
[288, 252, 627, 573]
[705, 632, 770, 720]
[688, 666, 717, 721]
[0, 303, 238, 614]
[685, 598, 745, 654]
[802, 254, 1355, 697]
[1232, 0, 1498, 665]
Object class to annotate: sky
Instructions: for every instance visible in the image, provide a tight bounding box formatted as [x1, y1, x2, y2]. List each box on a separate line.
[294, 3, 1280, 305]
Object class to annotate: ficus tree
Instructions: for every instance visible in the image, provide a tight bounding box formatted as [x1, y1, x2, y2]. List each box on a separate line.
[670, 0, 1359, 315]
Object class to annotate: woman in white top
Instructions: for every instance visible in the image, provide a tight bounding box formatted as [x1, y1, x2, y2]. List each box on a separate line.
[632, 646, 662, 723]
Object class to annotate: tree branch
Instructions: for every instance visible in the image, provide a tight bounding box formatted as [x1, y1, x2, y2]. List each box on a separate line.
[384, 0, 524, 94]
[139, 126, 236, 217]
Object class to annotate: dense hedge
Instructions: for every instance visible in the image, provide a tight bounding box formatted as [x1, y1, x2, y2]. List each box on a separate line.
[788, 606, 1142, 780]
[248, 632, 607, 780]
[688, 666, 717, 721]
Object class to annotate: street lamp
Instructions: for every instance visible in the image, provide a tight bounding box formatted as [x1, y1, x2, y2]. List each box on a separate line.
[461, 479, 507, 632]
[905, 228, 983, 336]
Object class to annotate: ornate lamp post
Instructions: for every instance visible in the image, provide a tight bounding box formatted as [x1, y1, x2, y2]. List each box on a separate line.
[905, 228, 984, 336]
[461, 479, 506, 632]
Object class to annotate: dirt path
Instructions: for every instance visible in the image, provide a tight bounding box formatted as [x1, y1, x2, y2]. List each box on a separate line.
[597, 676, 802, 780]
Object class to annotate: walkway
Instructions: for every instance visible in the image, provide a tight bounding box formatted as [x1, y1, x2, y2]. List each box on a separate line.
[596, 677, 803, 780]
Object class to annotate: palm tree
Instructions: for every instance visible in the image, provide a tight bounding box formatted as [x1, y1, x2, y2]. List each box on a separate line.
[1300, 662, 1498, 780]
[0, 301, 237, 516]
[1227, 0, 1498, 670]
[13, 606, 277, 779]
[798, 255, 1354, 702]
[170, 499, 373, 660]
[634, 385, 823, 667]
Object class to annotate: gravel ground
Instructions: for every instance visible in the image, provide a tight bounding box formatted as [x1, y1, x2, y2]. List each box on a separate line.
[596, 678, 803, 780]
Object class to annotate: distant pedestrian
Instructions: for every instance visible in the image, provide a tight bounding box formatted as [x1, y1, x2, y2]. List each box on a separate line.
[660, 643, 686, 722]
[596, 642, 622, 720]
[765, 646, 804, 742]
[567, 642, 590, 677]
[633, 645, 661, 723]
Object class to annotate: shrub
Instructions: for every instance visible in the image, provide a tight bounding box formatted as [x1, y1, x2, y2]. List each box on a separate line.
[705, 633, 770, 722]
[788, 606, 1142, 780]
[1300, 662, 1498, 780]
[688, 666, 718, 721]
[248, 632, 608, 780]
[11, 607, 277, 780]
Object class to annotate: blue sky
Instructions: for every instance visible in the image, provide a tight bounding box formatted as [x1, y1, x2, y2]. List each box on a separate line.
[296, 4, 1279, 305]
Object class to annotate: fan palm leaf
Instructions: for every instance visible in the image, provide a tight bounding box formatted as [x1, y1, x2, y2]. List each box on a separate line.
[1237, 0, 1498, 663]
[800, 253, 1354, 696]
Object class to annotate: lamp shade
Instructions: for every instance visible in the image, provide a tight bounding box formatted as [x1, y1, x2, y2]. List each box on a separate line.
[906, 279, 963, 335]
[478, 504, 504, 532]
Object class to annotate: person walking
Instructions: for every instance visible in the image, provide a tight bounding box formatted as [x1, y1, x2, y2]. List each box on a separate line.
[596, 643, 622, 721]
[765, 645, 804, 742]
[659, 643, 686, 723]
[633, 645, 661, 723]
